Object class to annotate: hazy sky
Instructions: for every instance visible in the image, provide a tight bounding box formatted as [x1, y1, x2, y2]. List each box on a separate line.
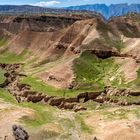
[0, 0, 140, 7]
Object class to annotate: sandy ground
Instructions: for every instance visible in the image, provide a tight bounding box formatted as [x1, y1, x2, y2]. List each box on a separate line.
[122, 37, 140, 59]
[0, 99, 33, 140]
[38, 56, 77, 89]
[85, 107, 140, 140]
[0, 97, 140, 140]
[115, 57, 140, 82]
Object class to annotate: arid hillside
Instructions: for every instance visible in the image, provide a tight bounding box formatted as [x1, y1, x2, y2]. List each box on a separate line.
[0, 13, 140, 140]
[0, 13, 140, 89]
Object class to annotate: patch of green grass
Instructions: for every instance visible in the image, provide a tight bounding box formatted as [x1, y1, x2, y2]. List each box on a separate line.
[102, 108, 129, 120]
[130, 68, 140, 90]
[0, 49, 30, 64]
[114, 40, 124, 52]
[73, 51, 126, 90]
[75, 113, 93, 134]
[101, 108, 140, 120]
[0, 88, 55, 127]
[133, 108, 140, 118]
[20, 103, 55, 127]
[0, 38, 7, 47]
[21, 76, 66, 97]
[0, 68, 6, 84]
[134, 69, 140, 87]
[21, 75, 101, 97]
[60, 118, 75, 129]
[0, 88, 16, 103]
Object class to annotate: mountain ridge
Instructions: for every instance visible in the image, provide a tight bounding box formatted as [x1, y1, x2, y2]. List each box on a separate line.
[0, 4, 140, 19]
[0, 5, 99, 15]
[66, 3, 140, 19]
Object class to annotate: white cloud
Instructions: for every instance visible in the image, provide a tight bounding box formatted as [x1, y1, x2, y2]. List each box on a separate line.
[31, 1, 61, 7]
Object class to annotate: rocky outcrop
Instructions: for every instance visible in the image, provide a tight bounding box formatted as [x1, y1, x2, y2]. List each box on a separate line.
[12, 125, 29, 140]
[91, 50, 119, 59]
[77, 92, 101, 102]
[95, 86, 140, 105]
[129, 91, 140, 96]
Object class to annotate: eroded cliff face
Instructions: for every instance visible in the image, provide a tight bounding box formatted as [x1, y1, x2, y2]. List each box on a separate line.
[0, 15, 82, 33]
[1, 14, 140, 89]
[109, 14, 140, 38]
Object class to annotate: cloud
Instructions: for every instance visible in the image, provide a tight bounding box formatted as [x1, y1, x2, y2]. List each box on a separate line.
[31, 1, 61, 7]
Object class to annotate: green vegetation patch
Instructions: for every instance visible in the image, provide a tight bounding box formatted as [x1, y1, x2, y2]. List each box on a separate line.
[75, 113, 93, 133]
[0, 88, 55, 127]
[0, 68, 6, 84]
[73, 51, 126, 90]
[101, 108, 140, 120]
[0, 49, 30, 63]
[20, 103, 55, 127]
[21, 76, 66, 97]
[134, 69, 140, 88]
[0, 38, 7, 47]
[21, 75, 101, 97]
[0, 88, 16, 103]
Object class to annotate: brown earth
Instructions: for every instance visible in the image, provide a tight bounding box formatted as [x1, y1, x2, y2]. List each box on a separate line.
[1, 13, 140, 140]
[0, 99, 33, 140]
[1, 14, 140, 88]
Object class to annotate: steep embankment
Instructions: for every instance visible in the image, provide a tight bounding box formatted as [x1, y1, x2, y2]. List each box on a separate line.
[66, 4, 140, 19]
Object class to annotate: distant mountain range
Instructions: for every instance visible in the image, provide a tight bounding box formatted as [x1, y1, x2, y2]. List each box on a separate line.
[0, 4, 140, 19]
[0, 5, 100, 17]
[66, 4, 140, 19]
[0, 5, 61, 14]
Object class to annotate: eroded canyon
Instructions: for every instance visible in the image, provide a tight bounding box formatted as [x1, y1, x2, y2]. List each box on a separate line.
[0, 13, 140, 140]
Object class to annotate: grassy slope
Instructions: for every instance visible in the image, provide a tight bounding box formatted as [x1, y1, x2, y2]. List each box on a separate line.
[21, 76, 100, 98]
[0, 50, 93, 135]
[73, 51, 127, 90]
[0, 49, 30, 64]
[0, 19, 140, 139]
[0, 88, 57, 129]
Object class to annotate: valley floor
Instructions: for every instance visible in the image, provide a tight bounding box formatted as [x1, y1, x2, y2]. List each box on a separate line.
[0, 91, 140, 140]
[0, 56, 140, 140]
